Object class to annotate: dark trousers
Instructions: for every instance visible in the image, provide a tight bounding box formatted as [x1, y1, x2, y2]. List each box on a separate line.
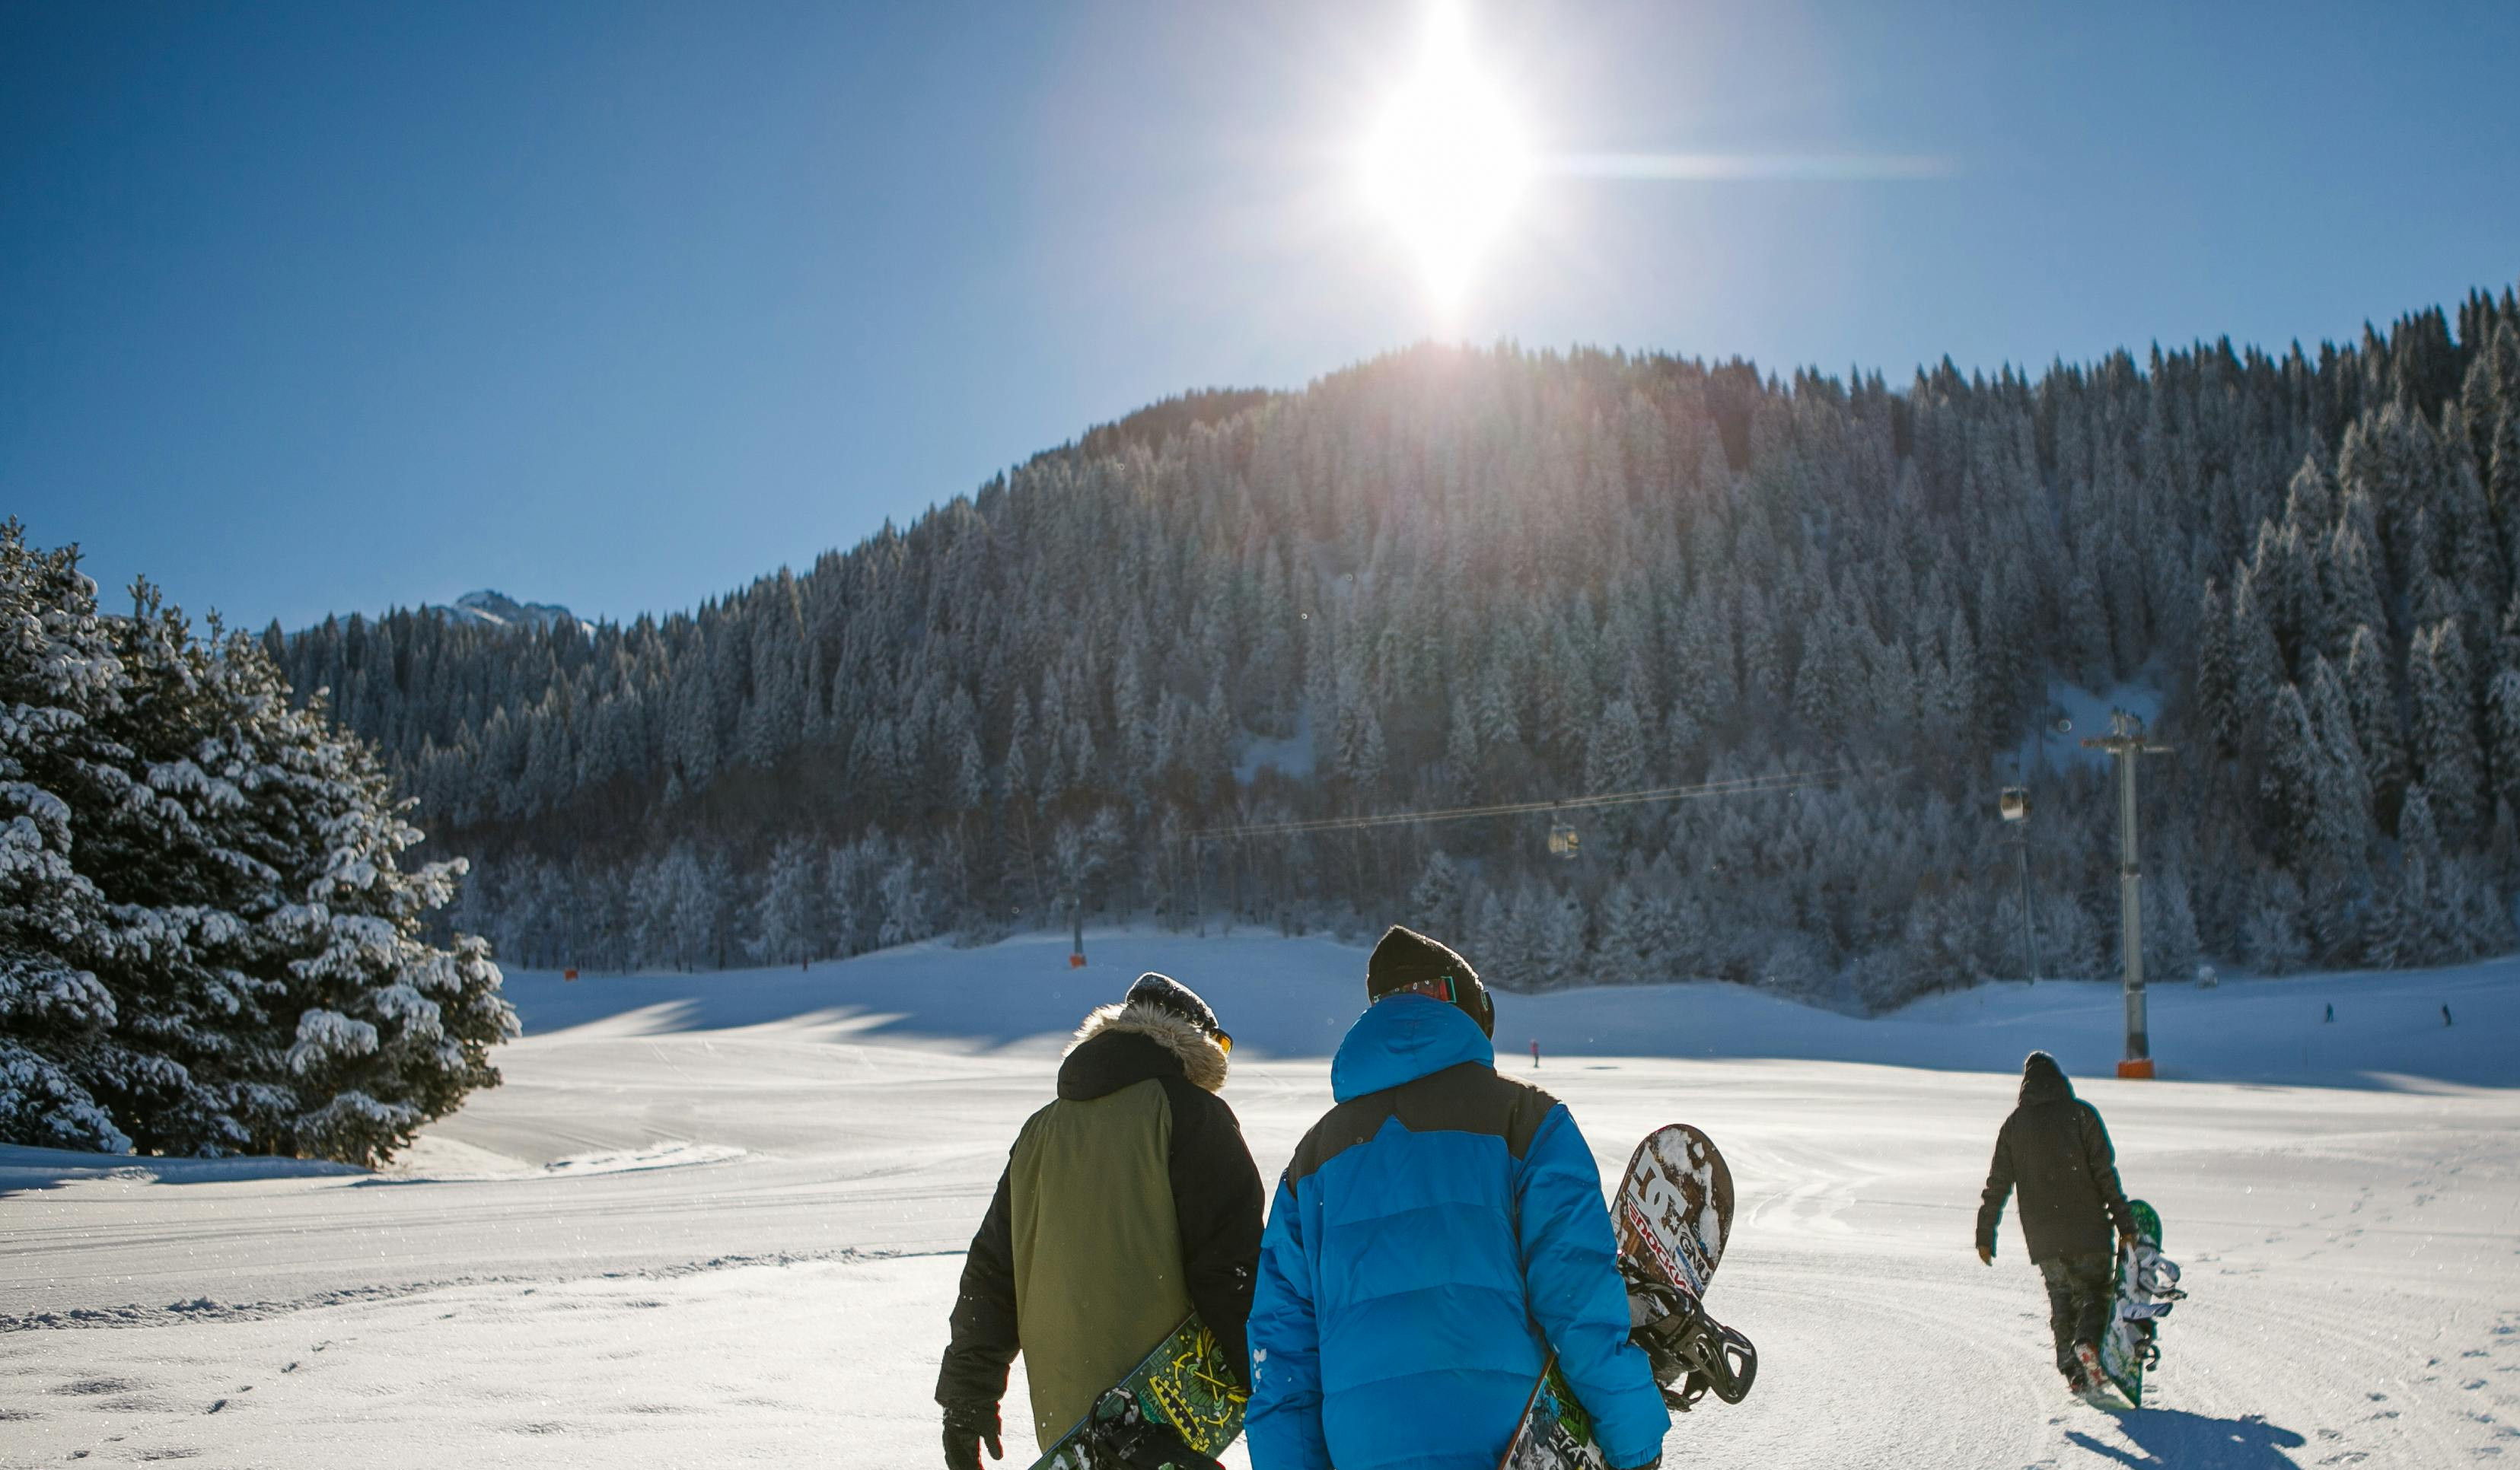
[2038, 1253, 2114, 1376]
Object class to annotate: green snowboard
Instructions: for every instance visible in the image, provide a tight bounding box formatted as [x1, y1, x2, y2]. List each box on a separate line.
[1027, 1312, 1246, 1470]
[2094, 1199, 2171, 1406]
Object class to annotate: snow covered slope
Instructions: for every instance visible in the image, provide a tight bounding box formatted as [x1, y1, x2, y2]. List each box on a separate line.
[5, 936, 2515, 1468]
[499, 928, 2518, 1087]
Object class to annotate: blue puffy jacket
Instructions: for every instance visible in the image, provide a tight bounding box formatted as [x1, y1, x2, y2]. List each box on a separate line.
[1245, 995, 1669, 1470]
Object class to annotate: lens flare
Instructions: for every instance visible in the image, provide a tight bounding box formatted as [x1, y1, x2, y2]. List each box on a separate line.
[1357, 2, 1531, 313]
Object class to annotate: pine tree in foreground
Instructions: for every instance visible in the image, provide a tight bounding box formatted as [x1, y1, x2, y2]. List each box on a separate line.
[0, 524, 515, 1163]
[0, 527, 132, 1152]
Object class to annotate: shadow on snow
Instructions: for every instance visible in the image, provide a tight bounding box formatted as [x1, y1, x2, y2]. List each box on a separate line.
[0, 1145, 362, 1198]
[2066, 1408, 2308, 1468]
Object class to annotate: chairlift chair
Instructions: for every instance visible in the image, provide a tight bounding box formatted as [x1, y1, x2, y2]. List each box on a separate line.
[1546, 816, 1581, 860]
[1999, 786, 2031, 822]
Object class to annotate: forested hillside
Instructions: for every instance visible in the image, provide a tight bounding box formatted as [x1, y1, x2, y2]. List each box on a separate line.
[274, 289, 2520, 1009]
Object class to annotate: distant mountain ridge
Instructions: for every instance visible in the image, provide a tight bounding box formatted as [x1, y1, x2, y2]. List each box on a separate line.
[435, 590, 576, 633]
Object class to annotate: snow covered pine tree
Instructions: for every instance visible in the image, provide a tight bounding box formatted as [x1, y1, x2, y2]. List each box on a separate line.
[0, 523, 515, 1164]
[0, 523, 132, 1151]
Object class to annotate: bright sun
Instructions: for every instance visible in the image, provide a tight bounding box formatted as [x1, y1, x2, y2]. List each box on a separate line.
[1358, 2, 1533, 313]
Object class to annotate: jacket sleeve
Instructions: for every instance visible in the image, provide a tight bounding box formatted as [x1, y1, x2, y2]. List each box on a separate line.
[1975, 1120, 2015, 1255]
[1244, 1173, 1330, 1470]
[2080, 1103, 2136, 1239]
[1165, 1083, 1266, 1388]
[935, 1160, 1020, 1414]
[1515, 1106, 1671, 1470]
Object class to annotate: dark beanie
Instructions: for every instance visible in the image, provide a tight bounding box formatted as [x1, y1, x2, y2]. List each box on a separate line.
[1366, 926, 1494, 1037]
[1125, 972, 1225, 1038]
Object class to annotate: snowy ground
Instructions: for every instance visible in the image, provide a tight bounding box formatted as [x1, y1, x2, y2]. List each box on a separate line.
[5, 931, 2517, 1468]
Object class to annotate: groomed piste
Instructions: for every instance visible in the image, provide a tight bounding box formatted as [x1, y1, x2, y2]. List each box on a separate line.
[5, 933, 2515, 1468]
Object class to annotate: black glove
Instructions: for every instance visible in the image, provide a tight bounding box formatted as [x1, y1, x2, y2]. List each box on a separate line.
[942, 1403, 1002, 1470]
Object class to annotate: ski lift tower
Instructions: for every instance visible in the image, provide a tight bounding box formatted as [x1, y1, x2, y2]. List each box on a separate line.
[1997, 777, 2037, 985]
[2082, 711, 2172, 1078]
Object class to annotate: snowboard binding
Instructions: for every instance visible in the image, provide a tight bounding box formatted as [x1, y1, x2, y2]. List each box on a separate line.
[1622, 1262, 1759, 1411]
[1071, 1389, 1226, 1470]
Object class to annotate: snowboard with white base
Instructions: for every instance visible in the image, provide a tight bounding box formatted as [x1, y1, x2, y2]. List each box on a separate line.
[1494, 1123, 1757, 1470]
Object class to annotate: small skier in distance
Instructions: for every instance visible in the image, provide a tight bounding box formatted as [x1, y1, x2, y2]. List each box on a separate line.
[2443, 1004, 2455, 1026]
[2324, 1002, 2334, 1023]
[935, 973, 1263, 1470]
[1975, 1052, 2137, 1398]
[1246, 926, 1668, 1470]
[1531, 1037, 1541, 1069]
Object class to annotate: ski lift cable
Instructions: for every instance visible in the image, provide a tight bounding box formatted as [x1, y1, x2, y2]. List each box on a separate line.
[1193, 766, 1889, 842]
[1191, 764, 1904, 843]
[1195, 771, 1800, 841]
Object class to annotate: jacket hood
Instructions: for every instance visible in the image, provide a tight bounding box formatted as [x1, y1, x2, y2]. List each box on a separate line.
[2020, 1050, 2073, 1106]
[1330, 993, 1494, 1102]
[1060, 1000, 1229, 1097]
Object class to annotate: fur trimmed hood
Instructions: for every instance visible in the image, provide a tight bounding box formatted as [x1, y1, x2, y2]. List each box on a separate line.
[1066, 1000, 1230, 1093]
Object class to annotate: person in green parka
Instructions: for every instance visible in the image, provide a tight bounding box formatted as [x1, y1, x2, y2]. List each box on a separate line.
[935, 972, 1264, 1468]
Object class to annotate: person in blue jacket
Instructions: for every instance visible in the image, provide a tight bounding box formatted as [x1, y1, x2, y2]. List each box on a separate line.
[1246, 926, 1669, 1470]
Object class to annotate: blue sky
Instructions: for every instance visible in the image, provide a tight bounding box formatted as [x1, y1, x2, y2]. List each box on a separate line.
[8, 1, 2518, 630]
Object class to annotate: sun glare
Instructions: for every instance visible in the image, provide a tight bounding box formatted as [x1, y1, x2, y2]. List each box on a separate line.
[1358, 2, 1532, 313]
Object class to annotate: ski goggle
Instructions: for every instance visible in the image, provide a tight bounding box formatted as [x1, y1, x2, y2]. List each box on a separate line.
[1391, 975, 1458, 1005]
[1213, 1031, 1233, 1057]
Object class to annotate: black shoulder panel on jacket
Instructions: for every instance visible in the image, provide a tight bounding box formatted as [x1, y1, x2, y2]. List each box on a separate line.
[1285, 1062, 1556, 1188]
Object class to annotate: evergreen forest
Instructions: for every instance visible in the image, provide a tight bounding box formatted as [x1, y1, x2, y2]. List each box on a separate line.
[269, 285, 2520, 1010]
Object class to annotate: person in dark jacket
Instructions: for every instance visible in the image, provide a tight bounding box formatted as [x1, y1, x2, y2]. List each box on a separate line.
[1974, 1051, 2137, 1392]
[1246, 927, 1669, 1470]
[935, 973, 1264, 1468]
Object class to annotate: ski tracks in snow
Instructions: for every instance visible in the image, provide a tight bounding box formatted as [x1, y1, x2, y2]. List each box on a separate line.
[0, 1256, 949, 1469]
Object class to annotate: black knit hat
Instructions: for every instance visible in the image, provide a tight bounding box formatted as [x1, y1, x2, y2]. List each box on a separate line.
[1366, 926, 1494, 1037]
[1125, 972, 1225, 1039]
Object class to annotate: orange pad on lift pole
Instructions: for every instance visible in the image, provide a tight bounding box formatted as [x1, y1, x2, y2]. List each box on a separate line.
[1068, 953, 1087, 969]
[2116, 1058, 2155, 1079]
